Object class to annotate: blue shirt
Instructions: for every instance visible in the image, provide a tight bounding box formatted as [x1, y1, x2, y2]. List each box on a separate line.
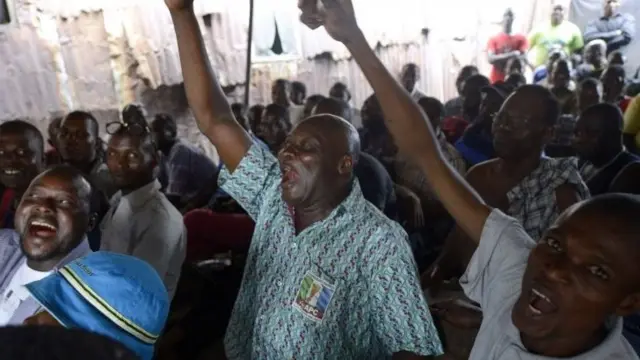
[220, 144, 442, 359]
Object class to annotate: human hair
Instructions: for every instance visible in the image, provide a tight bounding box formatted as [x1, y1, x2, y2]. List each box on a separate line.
[0, 120, 45, 156]
[0, 326, 138, 360]
[273, 78, 291, 90]
[313, 97, 352, 123]
[519, 85, 561, 126]
[121, 104, 148, 127]
[62, 111, 99, 135]
[291, 81, 307, 97]
[604, 64, 626, 79]
[265, 103, 292, 130]
[153, 113, 177, 136]
[581, 103, 623, 137]
[329, 82, 351, 102]
[579, 77, 603, 91]
[418, 97, 445, 127]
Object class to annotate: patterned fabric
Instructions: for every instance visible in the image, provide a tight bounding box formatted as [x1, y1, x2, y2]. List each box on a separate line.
[162, 140, 217, 201]
[506, 157, 590, 241]
[220, 145, 442, 360]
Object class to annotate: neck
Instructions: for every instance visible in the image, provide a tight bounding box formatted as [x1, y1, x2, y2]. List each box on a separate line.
[160, 140, 177, 156]
[73, 158, 97, 175]
[293, 182, 352, 233]
[499, 153, 542, 179]
[26, 258, 59, 272]
[590, 145, 623, 167]
[121, 178, 154, 196]
[521, 325, 606, 358]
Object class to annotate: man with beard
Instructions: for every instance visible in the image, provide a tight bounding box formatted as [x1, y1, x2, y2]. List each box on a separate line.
[0, 121, 46, 229]
[167, 0, 442, 358]
[0, 165, 94, 325]
[101, 124, 185, 300]
[310, 2, 640, 358]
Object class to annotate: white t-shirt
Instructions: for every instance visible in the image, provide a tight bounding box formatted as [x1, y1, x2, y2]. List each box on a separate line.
[0, 263, 51, 325]
[461, 209, 639, 360]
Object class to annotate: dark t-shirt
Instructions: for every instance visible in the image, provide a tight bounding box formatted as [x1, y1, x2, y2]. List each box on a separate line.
[355, 152, 397, 220]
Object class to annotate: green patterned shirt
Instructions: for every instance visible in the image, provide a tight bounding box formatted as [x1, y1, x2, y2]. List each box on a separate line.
[220, 144, 442, 359]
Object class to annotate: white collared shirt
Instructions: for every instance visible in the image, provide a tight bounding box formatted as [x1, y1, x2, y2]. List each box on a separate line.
[100, 180, 186, 300]
[461, 210, 638, 360]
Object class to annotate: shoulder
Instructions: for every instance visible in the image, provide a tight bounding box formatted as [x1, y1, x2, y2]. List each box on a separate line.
[0, 229, 20, 248]
[143, 196, 185, 235]
[466, 159, 499, 181]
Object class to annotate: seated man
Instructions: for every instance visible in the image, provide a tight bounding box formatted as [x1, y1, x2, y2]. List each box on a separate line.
[574, 40, 607, 83]
[24, 251, 169, 360]
[150, 113, 218, 211]
[0, 121, 46, 229]
[311, 96, 397, 219]
[58, 111, 116, 199]
[101, 123, 186, 300]
[577, 77, 604, 115]
[256, 104, 293, 154]
[0, 165, 94, 325]
[573, 103, 640, 195]
[583, 0, 636, 54]
[316, 5, 640, 358]
[429, 85, 589, 287]
[602, 65, 631, 111]
[45, 116, 63, 166]
[168, 1, 443, 358]
[454, 80, 505, 167]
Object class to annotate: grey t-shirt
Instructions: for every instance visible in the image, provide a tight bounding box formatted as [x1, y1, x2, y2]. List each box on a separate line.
[460, 209, 638, 360]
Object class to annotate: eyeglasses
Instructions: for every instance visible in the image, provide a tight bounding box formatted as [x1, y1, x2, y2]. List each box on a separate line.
[106, 121, 150, 136]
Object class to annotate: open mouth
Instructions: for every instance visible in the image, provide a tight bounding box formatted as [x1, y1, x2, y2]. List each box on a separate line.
[2, 168, 22, 176]
[528, 287, 558, 316]
[28, 219, 58, 238]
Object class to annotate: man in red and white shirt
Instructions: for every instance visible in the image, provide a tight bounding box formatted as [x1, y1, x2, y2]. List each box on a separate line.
[487, 9, 529, 83]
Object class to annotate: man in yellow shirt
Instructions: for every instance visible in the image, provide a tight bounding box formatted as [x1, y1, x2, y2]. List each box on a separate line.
[623, 95, 640, 153]
[528, 5, 584, 67]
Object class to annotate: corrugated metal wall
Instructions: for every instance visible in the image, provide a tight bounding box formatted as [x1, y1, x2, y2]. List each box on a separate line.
[0, 0, 562, 158]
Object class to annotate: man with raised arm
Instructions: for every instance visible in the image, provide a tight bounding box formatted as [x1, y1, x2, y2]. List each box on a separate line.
[306, 0, 640, 359]
[166, 0, 442, 359]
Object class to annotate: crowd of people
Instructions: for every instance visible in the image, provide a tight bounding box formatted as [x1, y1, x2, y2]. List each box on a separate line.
[0, 0, 640, 359]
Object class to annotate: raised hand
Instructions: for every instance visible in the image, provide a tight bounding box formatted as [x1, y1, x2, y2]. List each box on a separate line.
[299, 0, 360, 44]
[165, 0, 195, 12]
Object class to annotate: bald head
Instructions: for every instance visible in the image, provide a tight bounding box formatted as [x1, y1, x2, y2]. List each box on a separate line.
[33, 165, 93, 211]
[296, 114, 360, 166]
[560, 194, 640, 258]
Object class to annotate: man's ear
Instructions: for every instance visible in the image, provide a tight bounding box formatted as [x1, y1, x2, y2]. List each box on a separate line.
[338, 155, 354, 175]
[616, 292, 640, 316]
[87, 212, 98, 233]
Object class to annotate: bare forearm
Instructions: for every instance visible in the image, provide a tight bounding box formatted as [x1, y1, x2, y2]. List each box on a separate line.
[488, 51, 519, 64]
[170, 8, 251, 170]
[344, 32, 490, 243]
